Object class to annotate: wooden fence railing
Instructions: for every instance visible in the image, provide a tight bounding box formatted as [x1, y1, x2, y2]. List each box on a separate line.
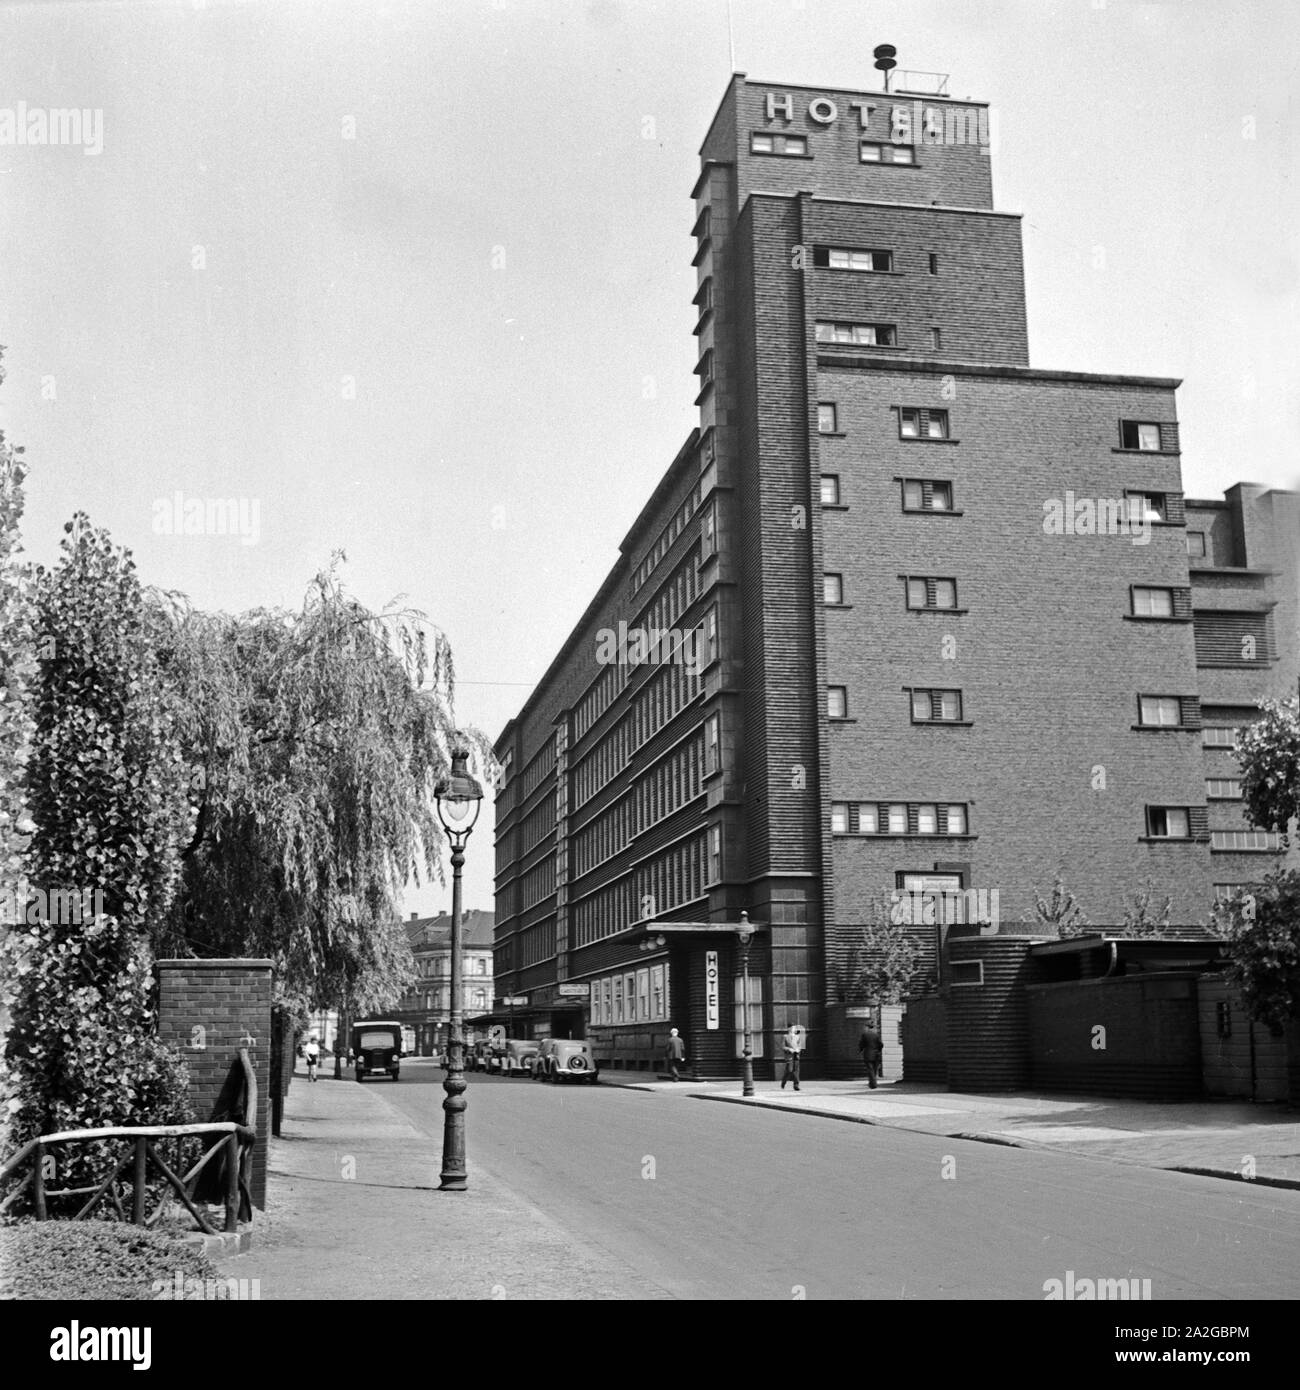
[0, 1050, 257, 1234]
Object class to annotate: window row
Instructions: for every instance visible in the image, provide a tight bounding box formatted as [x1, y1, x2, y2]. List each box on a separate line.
[571, 725, 629, 810]
[590, 964, 669, 1026]
[824, 574, 1192, 620]
[517, 919, 557, 968]
[636, 731, 706, 836]
[815, 320, 897, 347]
[635, 831, 710, 921]
[747, 135, 920, 166]
[750, 131, 808, 157]
[635, 553, 702, 642]
[519, 793, 557, 855]
[631, 479, 703, 594]
[571, 796, 634, 879]
[518, 738, 557, 802]
[631, 651, 704, 750]
[831, 802, 970, 836]
[521, 856, 557, 910]
[1210, 830, 1281, 852]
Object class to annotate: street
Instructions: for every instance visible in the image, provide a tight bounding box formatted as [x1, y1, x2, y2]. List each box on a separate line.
[383, 1061, 1300, 1301]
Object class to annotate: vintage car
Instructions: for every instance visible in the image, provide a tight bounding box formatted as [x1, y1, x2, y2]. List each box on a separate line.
[533, 1038, 599, 1084]
[351, 1020, 402, 1082]
[494, 1038, 539, 1077]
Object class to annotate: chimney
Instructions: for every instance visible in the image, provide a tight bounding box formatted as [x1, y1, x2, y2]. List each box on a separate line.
[410, 911, 418, 921]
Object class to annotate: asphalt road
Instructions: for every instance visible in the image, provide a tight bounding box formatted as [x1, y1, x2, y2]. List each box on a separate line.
[383, 1060, 1300, 1302]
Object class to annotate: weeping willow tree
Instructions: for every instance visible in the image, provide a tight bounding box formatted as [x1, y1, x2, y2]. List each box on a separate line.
[149, 556, 492, 1016]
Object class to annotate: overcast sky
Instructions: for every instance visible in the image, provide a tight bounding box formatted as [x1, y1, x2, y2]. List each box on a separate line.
[2, 0, 1296, 916]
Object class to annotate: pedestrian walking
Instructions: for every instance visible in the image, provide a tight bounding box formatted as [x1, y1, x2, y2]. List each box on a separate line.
[304, 1034, 320, 1083]
[780, 1024, 804, 1090]
[665, 1028, 687, 1081]
[857, 1019, 883, 1088]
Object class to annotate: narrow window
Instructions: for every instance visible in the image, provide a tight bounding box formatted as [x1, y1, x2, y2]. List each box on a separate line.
[1186, 530, 1207, 558]
[824, 573, 844, 605]
[817, 403, 838, 434]
[930, 327, 942, 351]
[928, 253, 939, 275]
[887, 804, 907, 834]
[827, 686, 848, 719]
[831, 802, 848, 834]
[820, 474, 841, 506]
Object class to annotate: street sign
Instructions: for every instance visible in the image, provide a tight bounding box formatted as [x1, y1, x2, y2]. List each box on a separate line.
[500, 995, 528, 1006]
[557, 983, 589, 997]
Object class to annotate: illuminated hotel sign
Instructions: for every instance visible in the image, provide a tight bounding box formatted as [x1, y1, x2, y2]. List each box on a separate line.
[761, 91, 989, 149]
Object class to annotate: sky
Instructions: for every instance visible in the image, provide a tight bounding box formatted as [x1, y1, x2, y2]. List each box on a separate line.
[2, 0, 1297, 917]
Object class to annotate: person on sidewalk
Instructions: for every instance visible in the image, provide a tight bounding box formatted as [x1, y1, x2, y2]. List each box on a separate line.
[304, 1035, 320, 1083]
[666, 1028, 687, 1081]
[780, 1024, 804, 1090]
[857, 1020, 882, 1089]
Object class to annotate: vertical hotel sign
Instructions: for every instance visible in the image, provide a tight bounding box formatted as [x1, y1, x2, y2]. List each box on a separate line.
[704, 951, 720, 1029]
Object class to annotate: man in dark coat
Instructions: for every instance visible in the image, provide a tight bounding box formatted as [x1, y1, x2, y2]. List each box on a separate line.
[666, 1028, 687, 1081]
[857, 1020, 883, 1088]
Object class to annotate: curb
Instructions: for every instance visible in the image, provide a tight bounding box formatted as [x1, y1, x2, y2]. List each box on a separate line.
[694, 1094, 1300, 1190]
[181, 1229, 251, 1257]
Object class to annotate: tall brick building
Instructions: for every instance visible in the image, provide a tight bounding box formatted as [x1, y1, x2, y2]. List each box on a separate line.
[493, 71, 1298, 1079]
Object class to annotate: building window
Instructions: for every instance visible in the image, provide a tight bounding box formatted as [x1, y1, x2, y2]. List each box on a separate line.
[898, 407, 949, 439]
[887, 804, 907, 834]
[949, 960, 983, 986]
[824, 573, 844, 605]
[703, 606, 719, 665]
[855, 804, 879, 833]
[1126, 492, 1168, 522]
[930, 327, 942, 351]
[946, 805, 967, 834]
[708, 825, 722, 883]
[705, 713, 720, 775]
[1146, 806, 1191, 839]
[817, 246, 894, 272]
[820, 474, 841, 506]
[817, 402, 838, 434]
[752, 131, 808, 156]
[902, 478, 954, 511]
[1120, 420, 1164, 451]
[831, 802, 848, 834]
[1211, 830, 1282, 852]
[916, 804, 938, 834]
[1206, 778, 1243, 800]
[1132, 586, 1174, 618]
[815, 321, 898, 346]
[701, 500, 717, 558]
[828, 686, 848, 719]
[905, 576, 959, 610]
[1186, 530, 1207, 558]
[911, 689, 963, 722]
[928, 253, 939, 275]
[1138, 695, 1182, 727]
[860, 141, 915, 164]
[733, 974, 765, 1058]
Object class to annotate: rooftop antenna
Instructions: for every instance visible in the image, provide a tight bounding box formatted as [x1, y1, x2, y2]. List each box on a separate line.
[727, 0, 735, 71]
[874, 43, 897, 93]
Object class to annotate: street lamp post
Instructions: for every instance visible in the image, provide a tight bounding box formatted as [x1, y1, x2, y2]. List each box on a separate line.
[434, 741, 484, 1192]
[737, 912, 754, 1097]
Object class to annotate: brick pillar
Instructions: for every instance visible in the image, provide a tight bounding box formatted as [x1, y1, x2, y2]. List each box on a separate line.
[155, 958, 273, 1210]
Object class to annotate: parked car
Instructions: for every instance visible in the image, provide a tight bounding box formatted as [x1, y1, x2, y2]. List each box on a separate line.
[352, 1020, 402, 1082]
[496, 1039, 539, 1077]
[533, 1038, 599, 1085]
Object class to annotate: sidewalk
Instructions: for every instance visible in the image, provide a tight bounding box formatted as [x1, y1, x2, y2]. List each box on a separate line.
[598, 1073, 1300, 1188]
[214, 1065, 655, 1299]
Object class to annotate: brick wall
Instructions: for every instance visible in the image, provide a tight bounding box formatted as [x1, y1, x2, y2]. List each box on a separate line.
[1026, 972, 1203, 1100]
[156, 958, 272, 1209]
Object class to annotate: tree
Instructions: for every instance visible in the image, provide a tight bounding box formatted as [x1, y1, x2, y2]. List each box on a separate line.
[1120, 877, 1173, 939]
[148, 557, 491, 1017]
[1214, 875, 1300, 1032]
[2, 515, 193, 1165]
[1236, 695, 1300, 843]
[1033, 875, 1091, 938]
[837, 894, 924, 1006]
[1218, 691, 1300, 1026]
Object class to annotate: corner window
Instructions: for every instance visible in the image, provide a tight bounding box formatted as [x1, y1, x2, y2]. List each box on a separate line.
[1138, 695, 1181, 727]
[898, 407, 949, 440]
[820, 474, 841, 506]
[860, 141, 915, 164]
[817, 403, 839, 434]
[1132, 586, 1174, 618]
[824, 573, 844, 605]
[1120, 420, 1163, 451]
[902, 478, 954, 511]
[1147, 806, 1190, 839]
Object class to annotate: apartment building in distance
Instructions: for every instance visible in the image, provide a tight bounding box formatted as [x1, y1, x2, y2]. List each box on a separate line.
[492, 64, 1298, 1080]
[387, 910, 494, 1057]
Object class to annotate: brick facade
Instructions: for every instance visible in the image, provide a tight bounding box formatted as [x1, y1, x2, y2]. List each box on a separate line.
[156, 958, 271, 1209]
